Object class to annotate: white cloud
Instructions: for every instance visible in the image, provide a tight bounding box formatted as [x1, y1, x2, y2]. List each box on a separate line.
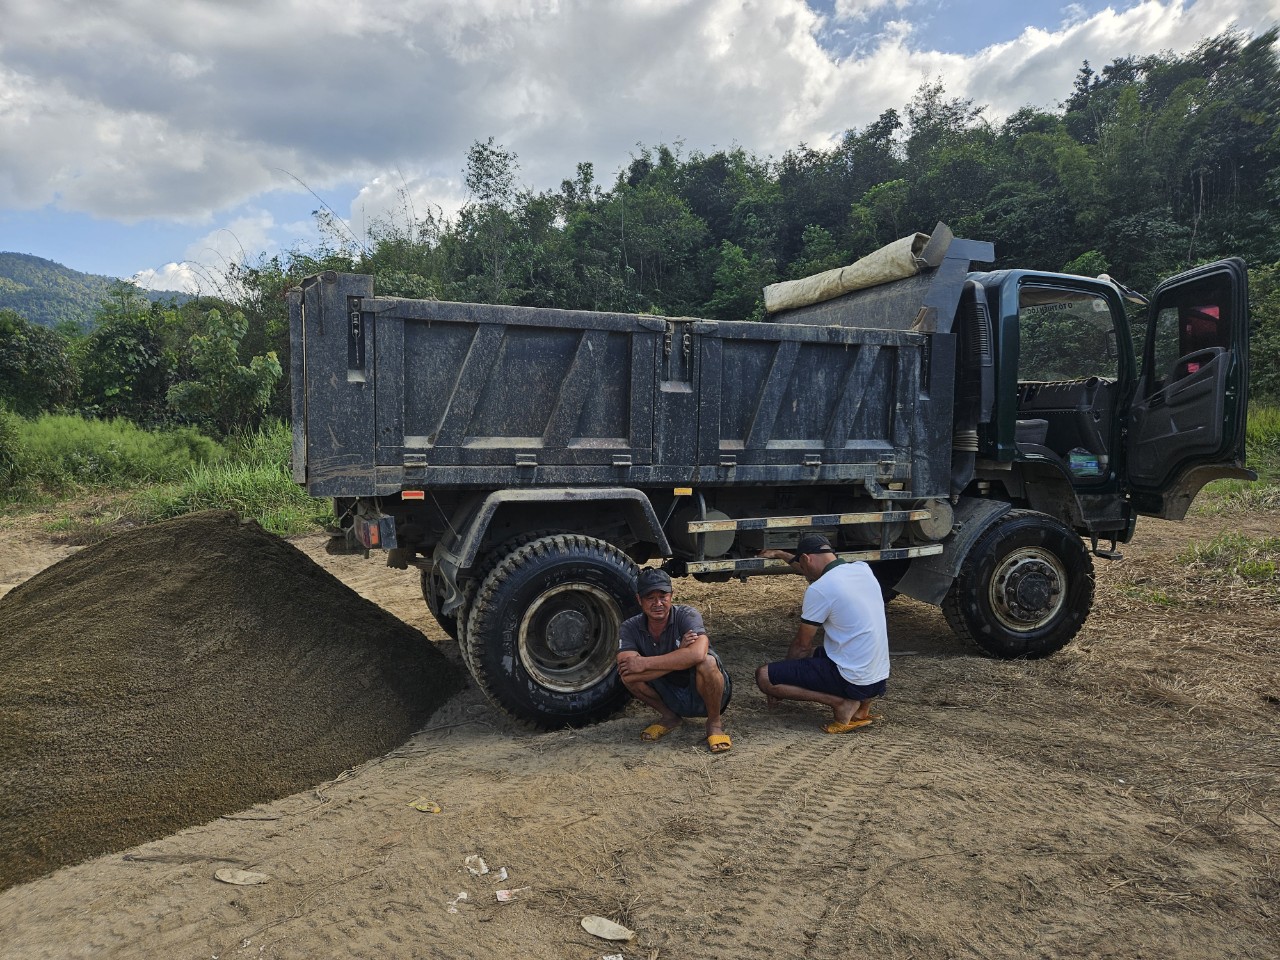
[131, 262, 204, 294]
[347, 173, 468, 243]
[2, 0, 1278, 273]
[832, 0, 910, 22]
[952, 0, 1280, 118]
[131, 210, 283, 293]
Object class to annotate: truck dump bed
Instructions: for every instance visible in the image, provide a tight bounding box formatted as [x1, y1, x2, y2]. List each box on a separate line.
[289, 232, 992, 502]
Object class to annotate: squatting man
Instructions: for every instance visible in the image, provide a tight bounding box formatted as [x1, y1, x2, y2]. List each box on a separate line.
[755, 534, 889, 733]
[616, 569, 733, 753]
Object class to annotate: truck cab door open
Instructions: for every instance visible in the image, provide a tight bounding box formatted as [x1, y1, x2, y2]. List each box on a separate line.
[1125, 258, 1253, 519]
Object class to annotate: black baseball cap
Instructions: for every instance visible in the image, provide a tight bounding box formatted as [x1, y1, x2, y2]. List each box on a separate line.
[793, 534, 835, 557]
[636, 568, 673, 595]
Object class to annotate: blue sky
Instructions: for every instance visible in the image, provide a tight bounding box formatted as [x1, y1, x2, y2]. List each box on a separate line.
[0, 0, 1276, 292]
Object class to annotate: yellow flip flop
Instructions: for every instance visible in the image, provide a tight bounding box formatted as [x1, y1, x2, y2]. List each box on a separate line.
[707, 733, 732, 753]
[641, 721, 680, 742]
[821, 717, 873, 734]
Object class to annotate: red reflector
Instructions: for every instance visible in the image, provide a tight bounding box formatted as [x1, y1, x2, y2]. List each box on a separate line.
[402, 490, 426, 500]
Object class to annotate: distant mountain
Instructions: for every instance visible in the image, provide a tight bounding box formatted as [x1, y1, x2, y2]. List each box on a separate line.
[0, 252, 187, 330]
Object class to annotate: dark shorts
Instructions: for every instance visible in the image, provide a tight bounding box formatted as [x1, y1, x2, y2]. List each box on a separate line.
[767, 646, 887, 701]
[652, 650, 733, 718]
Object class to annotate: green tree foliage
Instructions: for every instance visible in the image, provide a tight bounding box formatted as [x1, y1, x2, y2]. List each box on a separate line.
[0, 309, 79, 415]
[77, 282, 177, 424]
[454, 137, 524, 303]
[85, 24, 1265, 421]
[787, 225, 846, 279]
[166, 308, 282, 437]
[1249, 262, 1280, 401]
[705, 241, 774, 321]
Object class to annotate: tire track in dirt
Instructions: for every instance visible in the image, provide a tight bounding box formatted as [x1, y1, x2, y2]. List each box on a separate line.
[1, 520, 1277, 960]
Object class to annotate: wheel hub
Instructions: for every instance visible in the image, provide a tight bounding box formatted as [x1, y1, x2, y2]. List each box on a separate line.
[544, 609, 590, 657]
[990, 549, 1066, 631]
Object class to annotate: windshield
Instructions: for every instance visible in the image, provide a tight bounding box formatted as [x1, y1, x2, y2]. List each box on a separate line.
[1017, 285, 1119, 381]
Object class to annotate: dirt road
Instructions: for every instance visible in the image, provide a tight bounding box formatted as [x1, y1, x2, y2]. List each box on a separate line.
[1, 512, 1277, 959]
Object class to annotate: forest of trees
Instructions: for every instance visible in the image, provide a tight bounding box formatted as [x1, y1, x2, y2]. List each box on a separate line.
[3, 27, 1280, 432]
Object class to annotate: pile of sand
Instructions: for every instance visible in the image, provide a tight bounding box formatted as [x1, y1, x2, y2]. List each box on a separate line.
[0, 511, 464, 890]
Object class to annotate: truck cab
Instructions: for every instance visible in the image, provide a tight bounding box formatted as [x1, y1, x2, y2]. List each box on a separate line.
[970, 259, 1252, 541]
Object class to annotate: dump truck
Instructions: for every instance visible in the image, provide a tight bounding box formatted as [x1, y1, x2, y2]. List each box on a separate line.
[289, 224, 1252, 728]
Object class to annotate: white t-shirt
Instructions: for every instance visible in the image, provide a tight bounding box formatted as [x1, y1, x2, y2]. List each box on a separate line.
[800, 560, 890, 685]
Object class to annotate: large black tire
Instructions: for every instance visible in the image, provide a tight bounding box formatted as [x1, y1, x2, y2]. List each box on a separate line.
[941, 509, 1094, 659]
[870, 558, 910, 603]
[464, 534, 639, 729]
[421, 565, 460, 641]
[424, 530, 561, 665]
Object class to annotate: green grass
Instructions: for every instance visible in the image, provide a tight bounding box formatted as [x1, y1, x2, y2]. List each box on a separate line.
[1, 414, 329, 539]
[1177, 532, 1280, 585]
[1116, 585, 1179, 606]
[4, 413, 223, 496]
[128, 422, 331, 536]
[1194, 401, 1280, 512]
[1244, 402, 1280, 480]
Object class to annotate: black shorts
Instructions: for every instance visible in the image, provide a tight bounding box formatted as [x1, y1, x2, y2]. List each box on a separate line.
[651, 650, 733, 717]
[767, 646, 886, 701]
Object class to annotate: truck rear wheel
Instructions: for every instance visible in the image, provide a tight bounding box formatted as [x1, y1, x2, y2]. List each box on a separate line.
[421, 566, 460, 641]
[463, 535, 639, 728]
[941, 510, 1093, 659]
[870, 558, 910, 603]
[425, 530, 562, 664]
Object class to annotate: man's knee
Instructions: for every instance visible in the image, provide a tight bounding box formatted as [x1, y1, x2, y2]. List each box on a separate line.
[618, 672, 648, 697]
[755, 664, 773, 693]
[694, 658, 724, 693]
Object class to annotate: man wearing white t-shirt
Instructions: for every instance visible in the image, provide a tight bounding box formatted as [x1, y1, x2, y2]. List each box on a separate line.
[755, 534, 889, 734]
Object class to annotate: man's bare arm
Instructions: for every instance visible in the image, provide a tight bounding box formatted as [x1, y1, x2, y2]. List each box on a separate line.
[617, 634, 708, 680]
[757, 548, 796, 563]
[785, 622, 819, 660]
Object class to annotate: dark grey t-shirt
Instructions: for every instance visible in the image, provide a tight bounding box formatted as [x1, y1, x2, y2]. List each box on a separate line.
[618, 604, 707, 657]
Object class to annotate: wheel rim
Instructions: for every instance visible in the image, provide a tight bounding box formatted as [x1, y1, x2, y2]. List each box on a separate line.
[988, 546, 1068, 633]
[517, 583, 622, 693]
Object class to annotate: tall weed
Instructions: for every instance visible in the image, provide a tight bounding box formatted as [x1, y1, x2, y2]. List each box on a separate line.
[0, 407, 32, 498]
[13, 413, 223, 493]
[1196, 402, 1280, 511]
[131, 422, 330, 536]
[1245, 402, 1280, 479]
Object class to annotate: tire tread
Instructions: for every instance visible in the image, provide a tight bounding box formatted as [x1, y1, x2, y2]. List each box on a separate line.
[942, 508, 1094, 659]
[464, 534, 637, 729]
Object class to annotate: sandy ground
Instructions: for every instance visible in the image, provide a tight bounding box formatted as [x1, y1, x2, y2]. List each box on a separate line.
[0, 509, 1277, 960]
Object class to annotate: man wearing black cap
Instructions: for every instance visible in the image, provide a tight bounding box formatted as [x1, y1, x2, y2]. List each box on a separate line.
[617, 568, 733, 753]
[754, 534, 889, 733]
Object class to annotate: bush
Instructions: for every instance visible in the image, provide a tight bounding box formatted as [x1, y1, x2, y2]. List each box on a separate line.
[0, 309, 79, 416]
[15, 414, 224, 492]
[0, 407, 32, 499]
[130, 422, 330, 536]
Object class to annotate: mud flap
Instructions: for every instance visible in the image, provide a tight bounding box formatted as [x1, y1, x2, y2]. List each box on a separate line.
[893, 499, 1011, 606]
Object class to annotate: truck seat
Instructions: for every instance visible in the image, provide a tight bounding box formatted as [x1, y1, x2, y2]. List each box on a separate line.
[1015, 418, 1049, 446]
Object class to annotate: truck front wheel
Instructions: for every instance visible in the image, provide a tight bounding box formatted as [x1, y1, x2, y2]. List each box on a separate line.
[464, 535, 639, 728]
[941, 510, 1094, 659]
